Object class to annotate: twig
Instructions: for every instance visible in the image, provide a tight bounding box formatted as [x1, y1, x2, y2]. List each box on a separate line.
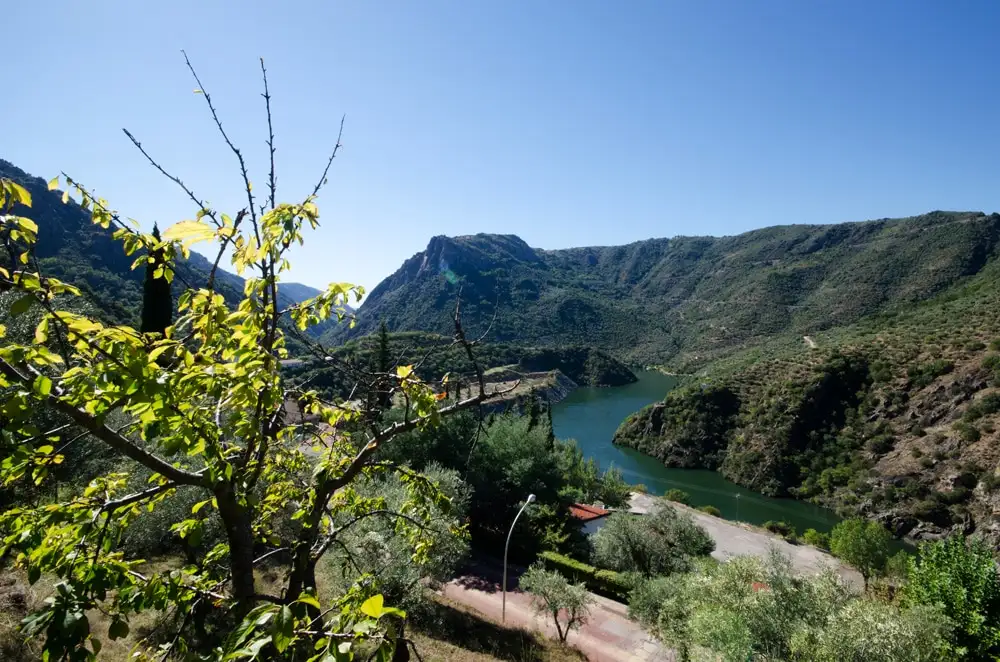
[181, 50, 258, 233]
[121, 128, 219, 225]
[310, 115, 346, 199]
[260, 58, 277, 211]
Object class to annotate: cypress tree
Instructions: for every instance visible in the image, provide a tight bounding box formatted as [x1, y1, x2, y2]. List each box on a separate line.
[141, 224, 172, 335]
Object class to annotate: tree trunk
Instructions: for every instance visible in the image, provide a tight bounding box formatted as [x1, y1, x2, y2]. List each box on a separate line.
[215, 484, 256, 618]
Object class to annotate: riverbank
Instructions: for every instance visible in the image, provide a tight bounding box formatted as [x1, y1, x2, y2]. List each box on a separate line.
[628, 493, 863, 588]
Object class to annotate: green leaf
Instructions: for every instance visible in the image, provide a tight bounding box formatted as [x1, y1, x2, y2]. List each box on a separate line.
[360, 594, 384, 618]
[8, 181, 31, 207]
[271, 605, 294, 653]
[162, 220, 216, 247]
[191, 499, 212, 515]
[10, 294, 34, 317]
[33, 375, 52, 397]
[297, 593, 321, 610]
[108, 619, 129, 640]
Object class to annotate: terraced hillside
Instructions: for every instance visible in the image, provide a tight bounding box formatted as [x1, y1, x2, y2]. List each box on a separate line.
[330, 212, 1000, 367]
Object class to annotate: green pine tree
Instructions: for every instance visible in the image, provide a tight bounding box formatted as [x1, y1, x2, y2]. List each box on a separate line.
[140, 224, 172, 335]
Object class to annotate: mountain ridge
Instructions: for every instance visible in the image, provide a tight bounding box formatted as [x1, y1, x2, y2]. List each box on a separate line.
[329, 211, 1000, 368]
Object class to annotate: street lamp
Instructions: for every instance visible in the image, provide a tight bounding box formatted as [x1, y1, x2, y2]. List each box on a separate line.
[502, 493, 536, 623]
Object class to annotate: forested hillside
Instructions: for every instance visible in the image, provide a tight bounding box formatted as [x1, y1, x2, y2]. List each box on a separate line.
[615, 253, 1000, 545]
[331, 213, 1000, 367]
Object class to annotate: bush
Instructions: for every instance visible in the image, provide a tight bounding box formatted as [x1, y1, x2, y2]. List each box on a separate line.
[763, 520, 794, 537]
[791, 600, 952, 662]
[698, 505, 722, 517]
[592, 503, 714, 577]
[904, 535, 1000, 659]
[664, 488, 691, 505]
[829, 518, 890, 590]
[519, 564, 593, 643]
[801, 528, 830, 549]
[538, 551, 632, 601]
[910, 447, 923, 458]
[953, 421, 981, 443]
[627, 576, 676, 628]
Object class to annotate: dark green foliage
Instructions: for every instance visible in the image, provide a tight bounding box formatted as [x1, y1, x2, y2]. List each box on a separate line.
[613, 384, 739, 470]
[140, 224, 172, 335]
[377, 412, 623, 560]
[591, 503, 714, 577]
[537, 551, 632, 601]
[285, 330, 636, 401]
[697, 505, 722, 517]
[763, 520, 795, 537]
[829, 518, 891, 589]
[907, 359, 955, 389]
[333, 213, 1000, 369]
[664, 489, 691, 505]
[903, 535, 1000, 659]
[801, 528, 830, 549]
[954, 421, 982, 442]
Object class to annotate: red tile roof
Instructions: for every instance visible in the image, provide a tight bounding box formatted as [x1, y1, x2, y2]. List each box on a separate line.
[569, 503, 610, 522]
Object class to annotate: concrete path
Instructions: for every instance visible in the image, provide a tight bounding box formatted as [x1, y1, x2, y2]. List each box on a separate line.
[439, 564, 673, 662]
[628, 493, 863, 587]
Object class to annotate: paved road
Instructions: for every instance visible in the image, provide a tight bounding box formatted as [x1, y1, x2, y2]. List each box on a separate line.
[439, 563, 673, 662]
[629, 493, 863, 587]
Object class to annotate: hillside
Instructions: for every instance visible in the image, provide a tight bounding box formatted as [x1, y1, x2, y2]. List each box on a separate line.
[284, 330, 636, 401]
[614, 255, 1000, 545]
[0, 159, 323, 328]
[328, 214, 1000, 367]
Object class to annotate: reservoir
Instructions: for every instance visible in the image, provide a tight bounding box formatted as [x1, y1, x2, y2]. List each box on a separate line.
[551, 371, 842, 534]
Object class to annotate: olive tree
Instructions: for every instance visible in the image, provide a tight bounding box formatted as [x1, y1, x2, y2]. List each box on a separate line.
[0, 58, 509, 661]
[518, 565, 593, 643]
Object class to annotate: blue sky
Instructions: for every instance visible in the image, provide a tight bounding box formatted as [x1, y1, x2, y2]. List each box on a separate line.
[7, 1, 1000, 293]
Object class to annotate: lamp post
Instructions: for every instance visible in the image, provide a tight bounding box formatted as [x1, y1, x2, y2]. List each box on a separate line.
[502, 493, 536, 623]
[734, 493, 741, 521]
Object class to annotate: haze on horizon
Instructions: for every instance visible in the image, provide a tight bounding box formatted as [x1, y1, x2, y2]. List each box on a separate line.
[7, 1, 1000, 293]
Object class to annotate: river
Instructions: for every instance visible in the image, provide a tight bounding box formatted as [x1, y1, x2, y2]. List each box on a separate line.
[551, 371, 842, 534]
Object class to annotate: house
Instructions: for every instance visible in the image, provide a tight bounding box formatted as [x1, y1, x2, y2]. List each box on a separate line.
[569, 503, 611, 535]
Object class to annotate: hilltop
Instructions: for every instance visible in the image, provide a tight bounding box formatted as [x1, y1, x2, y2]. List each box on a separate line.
[329, 213, 1000, 368]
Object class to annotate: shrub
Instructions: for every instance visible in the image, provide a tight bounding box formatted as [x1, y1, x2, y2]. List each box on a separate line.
[538, 551, 631, 601]
[907, 360, 954, 389]
[791, 600, 952, 662]
[954, 421, 981, 443]
[829, 518, 890, 590]
[801, 528, 830, 549]
[919, 457, 935, 469]
[904, 535, 1000, 658]
[763, 520, 795, 537]
[698, 505, 722, 517]
[592, 503, 714, 577]
[910, 447, 923, 458]
[981, 472, 1000, 492]
[519, 564, 593, 642]
[867, 434, 895, 454]
[664, 488, 691, 505]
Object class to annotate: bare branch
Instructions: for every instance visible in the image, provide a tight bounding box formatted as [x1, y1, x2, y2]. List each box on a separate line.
[260, 58, 277, 211]
[310, 115, 346, 199]
[181, 50, 258, 231]
[121, 128, 219, 225]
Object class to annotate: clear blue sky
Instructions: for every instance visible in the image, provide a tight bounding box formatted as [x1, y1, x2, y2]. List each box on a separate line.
[7, 1, 1000, 293]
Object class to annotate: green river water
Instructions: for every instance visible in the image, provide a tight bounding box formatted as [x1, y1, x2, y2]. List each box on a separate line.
[551, 371, 842, 534]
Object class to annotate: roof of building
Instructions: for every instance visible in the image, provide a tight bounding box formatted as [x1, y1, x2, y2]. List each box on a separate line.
[569, 503, 611, 522]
